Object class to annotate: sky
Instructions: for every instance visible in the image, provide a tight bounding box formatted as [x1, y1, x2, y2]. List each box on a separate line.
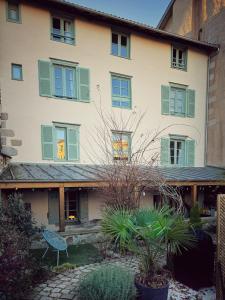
[70, 0, 171, 27]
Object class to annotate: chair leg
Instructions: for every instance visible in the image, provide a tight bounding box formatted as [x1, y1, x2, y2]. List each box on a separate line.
[42, 246, 49, 259]
[57, 250, 59, 266]
[66, 248, 69, 257]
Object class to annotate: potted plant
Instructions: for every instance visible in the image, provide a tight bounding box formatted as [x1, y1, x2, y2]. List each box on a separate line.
[102, 206, 194, 300]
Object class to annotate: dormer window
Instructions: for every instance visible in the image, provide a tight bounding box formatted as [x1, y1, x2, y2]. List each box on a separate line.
[171, 45, 187, 70]
[51, 16, 75, 45]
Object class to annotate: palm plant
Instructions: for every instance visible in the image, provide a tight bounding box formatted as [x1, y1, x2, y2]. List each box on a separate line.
[102, 206, 195, 288]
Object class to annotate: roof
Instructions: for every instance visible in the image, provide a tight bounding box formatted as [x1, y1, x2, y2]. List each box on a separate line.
[1, 163, 225, 184]
[157, 0, 175, 29]
[36, 0, 218, 53]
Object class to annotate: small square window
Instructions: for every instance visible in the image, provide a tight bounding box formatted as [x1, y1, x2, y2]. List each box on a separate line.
[111, 32, 130, 59]
[171, 45, 187, 70]
[51, 17, 75, 45]
[12, 64, 22, 80]
[7, 1, 20, 23]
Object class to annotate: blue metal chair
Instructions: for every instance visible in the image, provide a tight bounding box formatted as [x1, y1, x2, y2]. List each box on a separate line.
[42, 229, 68, 266]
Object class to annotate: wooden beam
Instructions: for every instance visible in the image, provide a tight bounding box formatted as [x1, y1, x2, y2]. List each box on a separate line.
[191, 184, 198, 205]
[59, 186, 65, 232]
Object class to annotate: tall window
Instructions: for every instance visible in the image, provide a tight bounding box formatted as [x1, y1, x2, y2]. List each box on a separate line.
[170, 87, 186, 115]
[161, 85, 195, 118]
[111, 32, 130, 58]
[65, 191, 79, 222]
[41, 124, 79, 161]
[171, 45, 187, 70]
[112, 132, 131, 161]
[160, 137, 195, 167]
[7, 1, 20, 23]
[51, 17, 74, 44]
[169, 139, 185, 166]
[53, 65, 76, 98]
[112, 75, 131, 108]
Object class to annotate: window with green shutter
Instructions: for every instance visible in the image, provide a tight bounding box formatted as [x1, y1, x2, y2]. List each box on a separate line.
[161, 85, 195, 118]
[7, 0, 21, 23]
[38, 60, 90, 102]
[160, 136, 195, 167]
[41, 124, 80, 161]
[111, 74, 131, 109]
[51, 16, 75, 45]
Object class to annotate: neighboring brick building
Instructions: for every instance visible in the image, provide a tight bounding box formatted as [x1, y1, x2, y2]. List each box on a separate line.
[158, 0, 225, 167]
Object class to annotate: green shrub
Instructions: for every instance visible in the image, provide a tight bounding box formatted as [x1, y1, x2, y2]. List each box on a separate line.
[78, 265, 136, 300]
[190, 204, 202, 230]
[53, 263, 76, 273]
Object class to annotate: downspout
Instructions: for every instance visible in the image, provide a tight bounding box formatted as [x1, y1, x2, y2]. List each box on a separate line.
[204, 55, 210, 167]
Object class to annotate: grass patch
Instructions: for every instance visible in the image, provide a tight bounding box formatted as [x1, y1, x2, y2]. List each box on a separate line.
[31, 243, 103, 268]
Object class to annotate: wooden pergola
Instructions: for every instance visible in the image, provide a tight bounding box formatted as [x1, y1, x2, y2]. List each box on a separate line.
[1, 179, 224, 232]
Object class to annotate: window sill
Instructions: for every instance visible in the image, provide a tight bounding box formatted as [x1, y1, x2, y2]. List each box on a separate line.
[41, 95, 90, 103]
[171, 65, 187, 72]
[7, 18, 21, 24]
[112, 104, 132, 110]
[50, 37, 75, 46]
[111, 53, 131, 60]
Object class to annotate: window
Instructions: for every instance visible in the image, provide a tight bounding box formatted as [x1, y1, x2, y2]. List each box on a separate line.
[160, 137, 195, 167]
[53, 65, 76, 98]
[41, 124, 79, 161]
[38, 60, 90, 102]
[7, 1, 20, 23]
[112, 132, 131, 161]
[11, 64, 22, 80]
[51, 17, 74, 45]
[161, 85, 195, 118]
[171, 45, 187, 70]
[170, 87, 186, 115]
[112, 75, 131, 108]
[111, 32, 130, 58]
[65, 191, 80, 222]
[169, 139, 185, 166]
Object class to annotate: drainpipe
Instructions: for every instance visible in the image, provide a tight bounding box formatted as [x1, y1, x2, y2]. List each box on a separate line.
[204, 55, 210, 167]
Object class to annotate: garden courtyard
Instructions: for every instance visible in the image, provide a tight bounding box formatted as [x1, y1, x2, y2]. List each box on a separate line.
[28, 246, 215, 300]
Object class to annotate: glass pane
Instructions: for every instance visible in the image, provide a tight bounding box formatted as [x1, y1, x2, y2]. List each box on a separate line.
[121, 88, 128, 97]
[170, 141, 175, 164]
[121, 36, 127, 47]
[112, 78, 120, 96]
[12, 65, 22, 80]
[121, 46, 128, 58]
[65, 68, 74, 98]
[64, 20, 73, 44]
[52, 18, 61, 41]
[9, 8, 18, 20]
[176, 141, 184, 165]
[56, 127, 66, 160]
[54, 67, 63, 97]
[175, 89, 185, 114]
[112, 33, 118, 55]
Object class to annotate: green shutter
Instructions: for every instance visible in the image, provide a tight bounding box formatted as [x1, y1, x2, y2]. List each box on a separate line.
[160, 138, 170, 166]
[187, 89, 195, 117]
[38, 60, 51, 97]
[186, 139, 195, 166]
[48, 190, 59, 225]
[67, 127, 79, 161]
[161, 85, 170, 115]
[41, 125, 54, 160]
[77, 67, 90, 101]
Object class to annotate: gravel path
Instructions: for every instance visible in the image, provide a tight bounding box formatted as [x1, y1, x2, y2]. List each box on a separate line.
[27, 257, 216, 300]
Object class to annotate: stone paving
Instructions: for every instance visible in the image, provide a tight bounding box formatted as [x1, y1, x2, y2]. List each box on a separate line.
[27, 256, 216, 300]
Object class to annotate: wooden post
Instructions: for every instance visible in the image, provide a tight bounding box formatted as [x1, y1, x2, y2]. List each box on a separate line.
[191, 184, 197, 206]
[59, 186, 65, 232]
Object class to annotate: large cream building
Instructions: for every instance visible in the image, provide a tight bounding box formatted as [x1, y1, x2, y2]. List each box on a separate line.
[0, 0, 219, 231]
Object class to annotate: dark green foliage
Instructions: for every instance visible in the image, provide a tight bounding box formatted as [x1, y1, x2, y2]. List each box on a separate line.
[78, 265, 136, 300]
[190, 204, 202, 230]
[0, 193, 46, 299]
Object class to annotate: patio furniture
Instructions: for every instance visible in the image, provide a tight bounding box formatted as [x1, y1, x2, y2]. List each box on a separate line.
[42, 229, 68, 266]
